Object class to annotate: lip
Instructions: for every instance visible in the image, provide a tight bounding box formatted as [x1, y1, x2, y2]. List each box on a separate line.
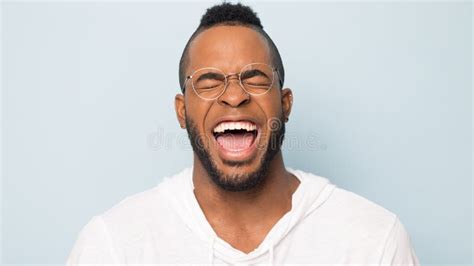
[208, 115, 262, 162]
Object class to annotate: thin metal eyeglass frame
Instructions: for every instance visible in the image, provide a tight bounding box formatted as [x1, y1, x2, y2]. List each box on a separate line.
[181, 63, 282, 101]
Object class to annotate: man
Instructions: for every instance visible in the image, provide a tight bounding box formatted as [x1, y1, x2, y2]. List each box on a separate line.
[68, 3, 419, 265]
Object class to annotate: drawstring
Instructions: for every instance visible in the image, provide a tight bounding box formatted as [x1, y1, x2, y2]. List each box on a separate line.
[268, 244, 274, 265]
[208, 237, 216, 265]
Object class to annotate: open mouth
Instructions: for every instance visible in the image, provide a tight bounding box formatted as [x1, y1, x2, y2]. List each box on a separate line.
[213, 121, 258, 152]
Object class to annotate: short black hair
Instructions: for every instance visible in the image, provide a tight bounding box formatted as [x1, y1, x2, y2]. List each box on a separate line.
[179, 2, 285, 92]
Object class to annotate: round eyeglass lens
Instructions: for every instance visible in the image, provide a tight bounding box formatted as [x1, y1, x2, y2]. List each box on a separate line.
[240, 63, 275, 95]
[191, 68, 227, 100]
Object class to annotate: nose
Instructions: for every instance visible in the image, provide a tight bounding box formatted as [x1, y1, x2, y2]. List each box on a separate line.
[217, 78, 250, 108]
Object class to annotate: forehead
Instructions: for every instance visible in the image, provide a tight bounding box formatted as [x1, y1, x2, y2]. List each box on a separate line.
[187, 25, 272, 73]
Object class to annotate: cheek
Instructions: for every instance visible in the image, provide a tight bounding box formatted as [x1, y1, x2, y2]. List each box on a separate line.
[257, 94, 283, 120]
[185, 96, 212, 131]
[253, 96, 284, 140]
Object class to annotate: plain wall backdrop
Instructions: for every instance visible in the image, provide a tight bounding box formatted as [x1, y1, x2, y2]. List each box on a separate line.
[2, 1, 472, 264]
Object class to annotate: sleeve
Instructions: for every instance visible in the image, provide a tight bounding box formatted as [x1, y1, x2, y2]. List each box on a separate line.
[380, 216, 420, 266]
[67, 216, 120, 265]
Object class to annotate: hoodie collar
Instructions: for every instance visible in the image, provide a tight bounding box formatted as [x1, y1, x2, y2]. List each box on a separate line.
[164, 167, 335, 264]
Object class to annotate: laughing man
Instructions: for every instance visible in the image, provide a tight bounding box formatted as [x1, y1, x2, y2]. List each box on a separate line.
[68, 3, 419, 265]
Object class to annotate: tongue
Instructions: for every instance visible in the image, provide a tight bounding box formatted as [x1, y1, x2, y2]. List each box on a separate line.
[216, 132, 254, 151]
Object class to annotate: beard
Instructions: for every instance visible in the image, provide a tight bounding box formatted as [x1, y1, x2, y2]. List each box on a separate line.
[185, 115, 285, 192]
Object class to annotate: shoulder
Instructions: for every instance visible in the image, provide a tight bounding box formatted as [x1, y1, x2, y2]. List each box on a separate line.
[295, 170, 419, 261]
[328, 188, 418, 263]
[291, 167, 396, 222]
[331, 187, 396, 221]
[97, 168, 192, 243]
[68, 168, 193, 263]
[318, 185, 406, 256]
[100, 186, 165, 225]
[101, 168, 191, 218]
[321, 186, 398, 240]
[293, 168, 398, 243]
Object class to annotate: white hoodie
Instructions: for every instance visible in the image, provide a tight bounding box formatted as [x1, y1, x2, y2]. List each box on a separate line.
[67, 168, 419, 265]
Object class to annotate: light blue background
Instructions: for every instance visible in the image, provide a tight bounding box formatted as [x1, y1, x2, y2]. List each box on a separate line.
[2, 1, 472, 265]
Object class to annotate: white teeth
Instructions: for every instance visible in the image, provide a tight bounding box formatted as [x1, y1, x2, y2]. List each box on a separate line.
[213, 121, 257, 133]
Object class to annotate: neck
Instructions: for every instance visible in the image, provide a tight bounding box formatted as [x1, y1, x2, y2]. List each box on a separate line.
[192, 152, 300, 232]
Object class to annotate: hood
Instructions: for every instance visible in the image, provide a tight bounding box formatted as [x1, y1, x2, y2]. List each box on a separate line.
[162, 167, 336, 265]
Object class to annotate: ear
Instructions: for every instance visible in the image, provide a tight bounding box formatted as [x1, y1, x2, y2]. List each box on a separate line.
[175, 93, 186, 129]
[281, 88, 293, 122]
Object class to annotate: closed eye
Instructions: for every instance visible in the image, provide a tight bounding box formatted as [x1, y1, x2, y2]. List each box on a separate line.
[241, 69, 269, 80]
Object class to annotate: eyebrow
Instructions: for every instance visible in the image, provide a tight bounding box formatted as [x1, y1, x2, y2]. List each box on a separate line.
[195, 72, 225, 82]
[240, 69, 269, 80]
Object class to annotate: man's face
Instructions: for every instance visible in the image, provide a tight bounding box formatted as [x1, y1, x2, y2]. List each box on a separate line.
[175, 25, 292, 191]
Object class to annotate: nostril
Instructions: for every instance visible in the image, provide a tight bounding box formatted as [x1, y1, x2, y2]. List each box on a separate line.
[217, 85, 250, 107]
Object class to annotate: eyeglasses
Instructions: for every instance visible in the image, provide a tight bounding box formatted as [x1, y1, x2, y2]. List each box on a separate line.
[182, 63, 281, 100]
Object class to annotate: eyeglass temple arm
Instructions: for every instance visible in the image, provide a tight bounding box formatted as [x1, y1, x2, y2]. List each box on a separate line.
[274, 68, 283, 88]
[181, 76, 191, 93]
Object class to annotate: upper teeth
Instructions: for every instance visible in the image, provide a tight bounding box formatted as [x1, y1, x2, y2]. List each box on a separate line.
[213, 121, 257, 133]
